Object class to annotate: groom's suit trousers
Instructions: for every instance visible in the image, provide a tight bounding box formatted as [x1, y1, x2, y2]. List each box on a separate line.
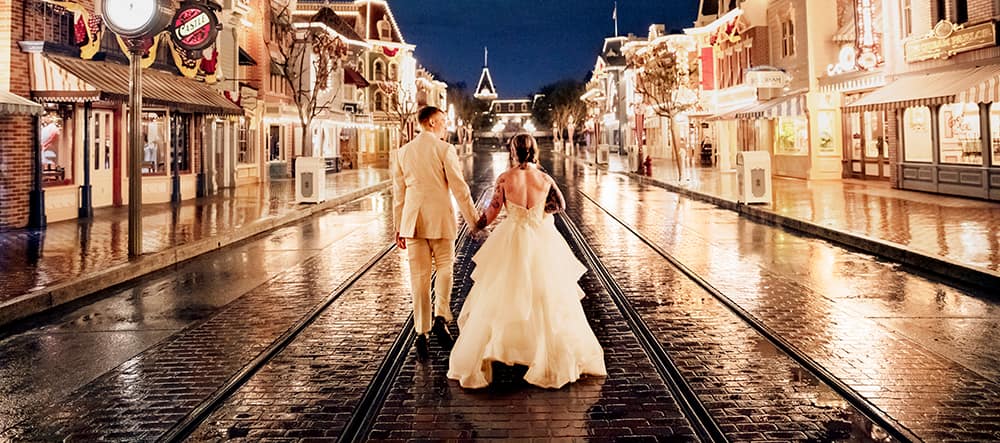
[406, 237, 455, 335]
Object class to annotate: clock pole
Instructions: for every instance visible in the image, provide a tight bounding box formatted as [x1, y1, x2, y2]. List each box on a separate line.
[127, 40, 143, 257]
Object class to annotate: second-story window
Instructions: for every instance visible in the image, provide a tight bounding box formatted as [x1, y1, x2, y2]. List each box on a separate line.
[901, 0, 913, 37]
[375, 92, 385, 111]
[956, 0, 968, 23]
[781, 19, 795, 57]
[934, 0, 947, 23]
[374, 61, 385, 81]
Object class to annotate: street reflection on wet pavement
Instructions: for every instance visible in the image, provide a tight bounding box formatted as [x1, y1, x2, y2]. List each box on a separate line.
[0, 192, 394, 437]
[3, 148, 1000, 441]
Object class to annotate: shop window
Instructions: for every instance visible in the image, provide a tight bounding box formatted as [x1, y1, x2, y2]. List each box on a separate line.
[170, 113, 192, 173]
[142, 111, 168, 175]
[863, 111, 886, 158]
[40, 109, 73, 186]
[848, 112, 863, 159]
[238, 118, 253, 164]
[938, 102, 982, 165]
[902, 107, 932, 162]
[269, 125, 282, 161]
[817, 111, 836, 155]
[775, 116, 808, 155]
[989, 104, 1000, 166]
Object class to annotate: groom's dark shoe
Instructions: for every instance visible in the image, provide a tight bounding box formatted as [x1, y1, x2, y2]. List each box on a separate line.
[431, 316, 454, 350]
[415, 334, 429, 361]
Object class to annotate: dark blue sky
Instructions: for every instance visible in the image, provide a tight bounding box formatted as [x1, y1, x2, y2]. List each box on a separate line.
[391, 1, 699, 97]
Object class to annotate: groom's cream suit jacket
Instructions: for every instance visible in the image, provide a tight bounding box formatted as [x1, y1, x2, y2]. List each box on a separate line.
[392, 131, 478, 239]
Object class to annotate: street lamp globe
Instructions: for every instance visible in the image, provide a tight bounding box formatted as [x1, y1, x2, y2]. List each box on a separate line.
[102, 0, 172, 38]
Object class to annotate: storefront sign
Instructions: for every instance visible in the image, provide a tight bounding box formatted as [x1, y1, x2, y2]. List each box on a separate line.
[745, 69, 790, 89]
[170, 2, 219, 52]
[904, 20, 997, 63]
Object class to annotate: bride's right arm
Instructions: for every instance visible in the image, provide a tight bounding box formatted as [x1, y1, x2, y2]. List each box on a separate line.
[476, 175, 505, 230]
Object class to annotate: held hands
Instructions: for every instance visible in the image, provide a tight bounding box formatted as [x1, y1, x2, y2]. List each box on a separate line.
[395, 232, 406, 250]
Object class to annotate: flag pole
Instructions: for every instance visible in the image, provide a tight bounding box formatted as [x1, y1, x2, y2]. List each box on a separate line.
[613, 1, 618, 37]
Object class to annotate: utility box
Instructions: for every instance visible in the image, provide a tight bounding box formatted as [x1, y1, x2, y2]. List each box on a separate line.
[295, 156, 326, 203]
[597, 144, 610, 165]
[736, 151, 772, 204]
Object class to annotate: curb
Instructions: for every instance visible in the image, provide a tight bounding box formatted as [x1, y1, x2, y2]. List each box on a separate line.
[562, 153, 1000, 291]
[0, 180, 392, 328]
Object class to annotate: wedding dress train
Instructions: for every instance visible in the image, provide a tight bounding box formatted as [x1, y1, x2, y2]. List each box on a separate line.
[447, 201, 606, 389]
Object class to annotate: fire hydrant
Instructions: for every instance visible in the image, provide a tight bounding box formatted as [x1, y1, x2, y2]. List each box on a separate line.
[643, 155, 652, 176]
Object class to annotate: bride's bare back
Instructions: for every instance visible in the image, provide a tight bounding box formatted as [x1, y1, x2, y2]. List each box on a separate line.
[476, 163, 566, 230]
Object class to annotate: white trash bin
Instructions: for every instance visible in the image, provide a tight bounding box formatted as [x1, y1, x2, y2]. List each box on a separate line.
[596, 144, 610, 165]
[736, 151, 772, 204]
[295, 156, 326, 204]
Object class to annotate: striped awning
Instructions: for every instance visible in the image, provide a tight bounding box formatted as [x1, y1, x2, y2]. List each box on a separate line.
[845, 65, 1000, 112]
[706, 102, 759, 121]
[958, 64, 1000, 104]
[736, 93, 806, 119]
[0, 91, 43, 115]
[37, 55, 242, 115]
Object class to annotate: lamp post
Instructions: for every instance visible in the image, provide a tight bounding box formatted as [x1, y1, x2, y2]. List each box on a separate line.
[101, 0, 171, 256]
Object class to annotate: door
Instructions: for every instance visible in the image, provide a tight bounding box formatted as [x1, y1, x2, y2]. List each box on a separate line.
[846, 111, 891, 179]
[90, 110, 115, 207]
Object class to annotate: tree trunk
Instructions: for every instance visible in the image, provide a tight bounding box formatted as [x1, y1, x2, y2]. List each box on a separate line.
[668, 116, 683, 180]
[300, 120, 313, 158]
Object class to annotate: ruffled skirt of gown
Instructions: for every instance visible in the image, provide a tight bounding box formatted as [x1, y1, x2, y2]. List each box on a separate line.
[447, 203, 607, 389]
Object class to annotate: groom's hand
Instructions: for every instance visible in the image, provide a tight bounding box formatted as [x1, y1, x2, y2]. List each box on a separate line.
[395, 232, 406, 250]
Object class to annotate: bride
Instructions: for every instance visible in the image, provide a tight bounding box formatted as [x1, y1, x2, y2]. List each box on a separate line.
[447, 134, 606, 389]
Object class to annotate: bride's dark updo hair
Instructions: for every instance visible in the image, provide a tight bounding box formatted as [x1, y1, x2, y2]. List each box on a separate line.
[510, 133, 537, 164]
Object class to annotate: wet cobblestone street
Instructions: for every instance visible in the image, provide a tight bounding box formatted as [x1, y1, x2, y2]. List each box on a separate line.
[2, 150, 999, 441]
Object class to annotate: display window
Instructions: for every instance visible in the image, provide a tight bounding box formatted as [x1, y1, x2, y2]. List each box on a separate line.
[902, 106, 932, 162]
[142, 111, 168, 175]
[816, 110, 836, 155]
[170, 113, 192, 173]
[775, 116, 808, 155]
[40, 108, 74, 186]
[938, 102, 982, 165]
[990, 103, 1000, 166]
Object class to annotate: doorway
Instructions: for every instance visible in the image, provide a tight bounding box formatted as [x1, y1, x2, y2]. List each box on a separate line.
[845, 111, 890, 179]
[89, 109, 116, 207]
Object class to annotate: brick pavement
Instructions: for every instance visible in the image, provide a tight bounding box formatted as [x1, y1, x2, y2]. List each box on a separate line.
[589, 152, 1000, 282]
[0, 169, 390, 325]
[366, 193, 697, 441]
[561, 183, 892, 441]
[566, 160, 1000, 441]
[0, 196, 396, 442]
[186, 247, 413, 442]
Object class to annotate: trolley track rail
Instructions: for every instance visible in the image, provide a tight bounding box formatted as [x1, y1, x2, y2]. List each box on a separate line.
[576, 189, 920, 443]
[557, 211, 728, 443]
[160, 242, 398, 443]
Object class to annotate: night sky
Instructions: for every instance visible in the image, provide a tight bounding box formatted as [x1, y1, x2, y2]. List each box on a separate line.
[391, 1, 699, 98]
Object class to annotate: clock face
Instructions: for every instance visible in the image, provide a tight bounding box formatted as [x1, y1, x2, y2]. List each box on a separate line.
[103, 0, 156, 33]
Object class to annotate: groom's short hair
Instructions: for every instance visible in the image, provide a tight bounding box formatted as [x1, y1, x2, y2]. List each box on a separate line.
[418, 106, 442, 127]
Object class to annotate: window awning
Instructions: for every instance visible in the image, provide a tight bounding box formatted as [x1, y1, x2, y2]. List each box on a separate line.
[238, 47, 257, 66]
[706, 102, 760, 121]
[35, 55, 242, 115]
[844, 65, 1000, 112]
[343, 66, 369, 88]
[737, 92, 807, 119]
[0, 91, 43, 115]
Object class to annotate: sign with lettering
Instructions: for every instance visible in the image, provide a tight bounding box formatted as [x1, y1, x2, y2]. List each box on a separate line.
[904, 20, 997, 63]
[170, 2, 219, 52]
[745, 70, 790, 89]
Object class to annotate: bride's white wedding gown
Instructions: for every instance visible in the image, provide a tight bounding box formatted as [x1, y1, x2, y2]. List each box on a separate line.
[447, 199, 607, 389]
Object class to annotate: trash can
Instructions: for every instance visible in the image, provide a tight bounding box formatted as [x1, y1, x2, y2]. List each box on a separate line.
[295, 156, 326, 203]
[700, 143, 714, 166]
[736, 151, 771, 204]
[596, 144, 610, 165]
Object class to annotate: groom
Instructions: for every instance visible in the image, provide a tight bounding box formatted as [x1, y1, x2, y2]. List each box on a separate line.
[391, 106, 479, 359]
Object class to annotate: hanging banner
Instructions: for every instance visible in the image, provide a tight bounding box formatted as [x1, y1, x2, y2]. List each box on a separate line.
[44, 0, 103, 59]
[116, 32, 163, 69]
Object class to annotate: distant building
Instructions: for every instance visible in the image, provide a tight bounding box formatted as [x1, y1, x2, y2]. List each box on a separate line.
[472, 48, 543, 140]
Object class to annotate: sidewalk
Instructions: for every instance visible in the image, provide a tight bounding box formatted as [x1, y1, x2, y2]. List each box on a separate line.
[573, 149, 1000, 289]
[0, 168, 390, 326]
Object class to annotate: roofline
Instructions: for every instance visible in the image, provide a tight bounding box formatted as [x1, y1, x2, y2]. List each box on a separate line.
[355, 0, 408, 45]
[291, 22, 370, 47]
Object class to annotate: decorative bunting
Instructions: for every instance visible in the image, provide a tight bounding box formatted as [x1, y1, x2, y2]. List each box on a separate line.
[382, 46, 399, 57]
[116, 33, 163, 69]
[44, 0, 102, 59]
